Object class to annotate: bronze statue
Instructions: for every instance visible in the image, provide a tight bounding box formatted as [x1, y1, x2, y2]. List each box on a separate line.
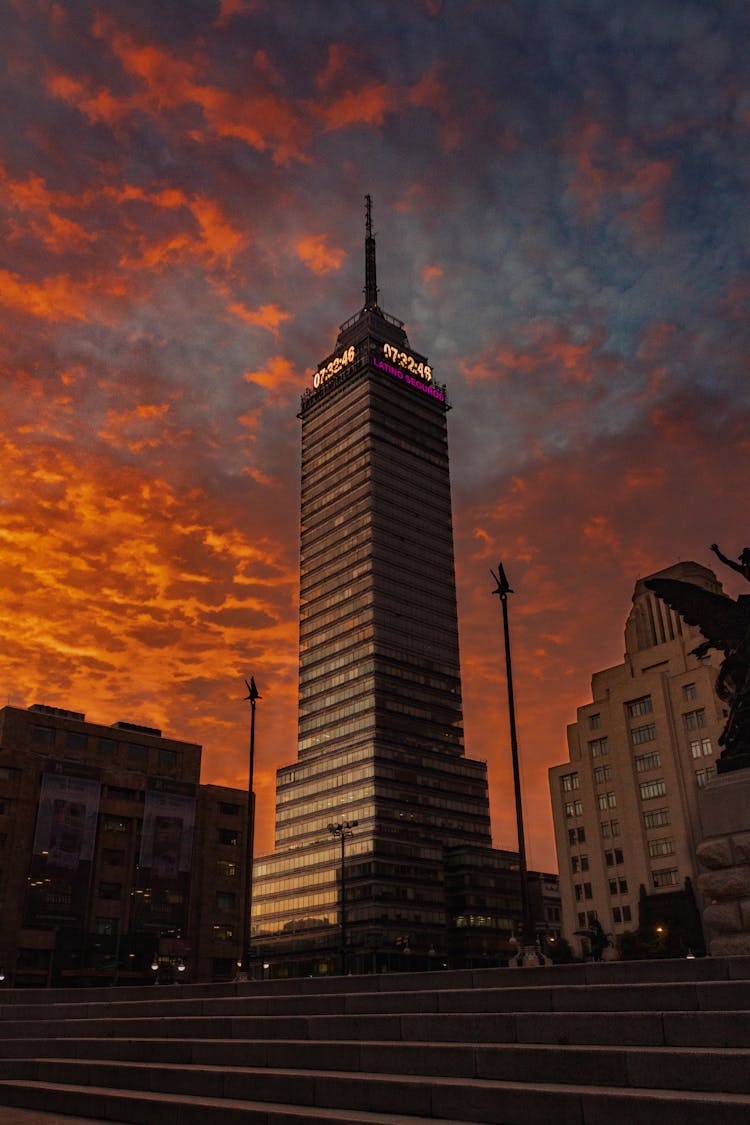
[645, 545, 750, 773]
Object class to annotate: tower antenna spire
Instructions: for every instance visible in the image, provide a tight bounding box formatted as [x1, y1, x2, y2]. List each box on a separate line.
[364, 194, 378, 309]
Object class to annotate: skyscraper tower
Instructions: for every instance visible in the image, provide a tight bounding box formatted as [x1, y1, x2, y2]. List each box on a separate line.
[252, 200, 495, 973]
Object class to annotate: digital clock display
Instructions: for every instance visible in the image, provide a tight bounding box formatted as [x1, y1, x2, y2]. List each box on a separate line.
[314, 345, 356, 389]
[382, 343, 432, 382]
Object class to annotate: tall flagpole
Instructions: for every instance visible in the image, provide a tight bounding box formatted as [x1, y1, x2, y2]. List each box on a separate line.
[491, 565, 537, 964]
[239, 676, 260, 980]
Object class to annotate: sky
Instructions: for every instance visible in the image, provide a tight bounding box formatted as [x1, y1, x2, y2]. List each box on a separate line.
[1, 0, 748, 873]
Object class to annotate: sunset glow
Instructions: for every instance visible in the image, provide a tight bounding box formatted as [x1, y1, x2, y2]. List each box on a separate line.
[1, 2, 748, 872]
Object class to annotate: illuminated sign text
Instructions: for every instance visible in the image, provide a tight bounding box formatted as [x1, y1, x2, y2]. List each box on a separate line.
[373, 358, 445, 402]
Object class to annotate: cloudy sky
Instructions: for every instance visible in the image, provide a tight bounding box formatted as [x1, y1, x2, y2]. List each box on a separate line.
[1, 0, 748, 871]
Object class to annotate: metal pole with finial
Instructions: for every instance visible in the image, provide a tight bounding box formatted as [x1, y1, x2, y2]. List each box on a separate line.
[239, 676, 260, 980]
[490, 564, 538, 965]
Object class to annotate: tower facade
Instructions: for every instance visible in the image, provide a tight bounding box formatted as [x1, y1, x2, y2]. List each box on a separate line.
[252, 203, 495, 973]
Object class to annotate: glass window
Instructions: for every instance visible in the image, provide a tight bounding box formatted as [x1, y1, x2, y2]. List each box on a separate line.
[212, 925, 235, 942]
[589, 737, 608, 758]
[632, 724, 657, 745]
[31, 725, 55, 746]
[102, 816, 130, 833]
[64, 730, 88, 751]
[594, 764, 612, 784]
[690, 738, 713, 759]
[682, 683, 697, 701]
[577, 912, 586, 927]
[684, 709, 705, 732]
[626, 696, 652, 717]
[216, 891, 237, 910]
[217, 860, 238, 878]
[622, 905, 632, 922]
[219, 802, 241, 815]
[648, 838, 674, 858]
[577, 827, 586, 843]
[640, 779, 667, 801]
[98, 737, 117, 754]
[95, 918, 116, 935]
[127, 743, 148, 763]
[696, 766, 717, 788]
[560, 773, 580, 792]
[635, 752, 661, 772]
[612, 907, 622, 923]
[218, 828, 240, 846]
[653, 868, 679, 888]
[158, 749, 177, 769]
[589, 713, 601, 729]
[608, 879, 617, 894]
[571, 856, 579, 873]
[643, 808, 670, 829]
[618, 878, 628, 893]
[580, 855, 589, 871]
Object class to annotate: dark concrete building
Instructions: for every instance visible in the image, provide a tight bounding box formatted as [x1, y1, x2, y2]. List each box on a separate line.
[252, 202, 519, 974]
[0, 702, 248, 985]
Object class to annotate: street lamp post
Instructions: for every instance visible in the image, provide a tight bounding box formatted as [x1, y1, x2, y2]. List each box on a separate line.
[328, 820, 357, 974]
[491, 563, 540, 966]
[240, 677, 261, 981]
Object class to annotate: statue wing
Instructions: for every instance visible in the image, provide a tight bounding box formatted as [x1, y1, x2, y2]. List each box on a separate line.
[645, 579, 746, 651]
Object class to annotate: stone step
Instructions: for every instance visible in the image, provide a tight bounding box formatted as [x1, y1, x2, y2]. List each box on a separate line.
[3, 979, 750, 1023]
[0, 1073, 749, 1125]
[0, 1007, 749, 1046]
[1, 1041, 750, 1094]
[2, 955, 749, 1008]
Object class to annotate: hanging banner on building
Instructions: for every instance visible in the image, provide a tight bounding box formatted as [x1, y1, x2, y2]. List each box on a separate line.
[24, 764, 101, 927]
[136, 779, 196, 935]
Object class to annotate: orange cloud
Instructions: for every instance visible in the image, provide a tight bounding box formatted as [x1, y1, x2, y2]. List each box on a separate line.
[244, 355, 299, 395]
[461, 322, 611, 386]
[0, 429, 299, 854]
[295, 233, 346, 276]
[566, 119, 673, 237]
[228, 302, 290, 330]
[320, 83, 393, 130]
[0, 166, 95, 253]
[422, 264, 443, 284]
[0, 268, 92, 321]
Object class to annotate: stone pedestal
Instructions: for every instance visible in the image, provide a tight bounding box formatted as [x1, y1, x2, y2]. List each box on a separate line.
[696, 769, 750, 956]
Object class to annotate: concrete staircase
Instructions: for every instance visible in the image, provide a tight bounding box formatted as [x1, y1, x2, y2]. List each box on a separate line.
[0, 958, 747, 1124]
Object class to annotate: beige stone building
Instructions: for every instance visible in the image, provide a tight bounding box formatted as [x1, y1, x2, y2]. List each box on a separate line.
[549, 562, 726, 955]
